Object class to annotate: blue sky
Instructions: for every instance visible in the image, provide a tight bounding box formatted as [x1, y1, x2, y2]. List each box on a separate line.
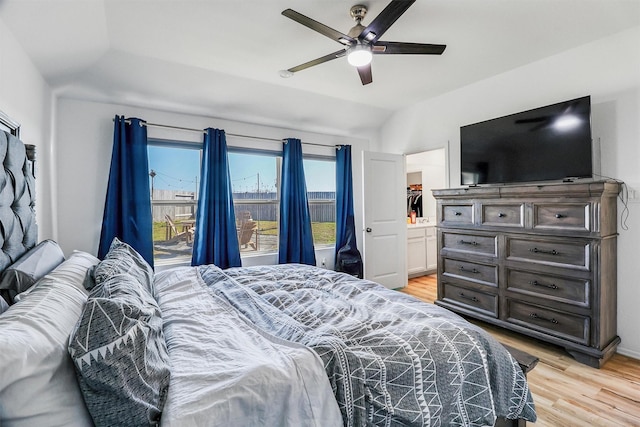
[148, 146, 335, 193]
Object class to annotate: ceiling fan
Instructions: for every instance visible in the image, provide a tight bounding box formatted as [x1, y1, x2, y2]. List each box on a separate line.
[280, 0, 446, 85]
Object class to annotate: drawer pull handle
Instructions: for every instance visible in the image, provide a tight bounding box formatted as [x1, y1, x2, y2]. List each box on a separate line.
[498, 212, 506, 218]
[530, 280, 559, 290]
[529, 312, 559, 324]
[454, 211, 462, 216]
[459, 239, 478, 246]
[459, 266, 480, 274]
[459, 293, 479, 303]
[529, 247, 559, 256]
[555, 214, 564, 219]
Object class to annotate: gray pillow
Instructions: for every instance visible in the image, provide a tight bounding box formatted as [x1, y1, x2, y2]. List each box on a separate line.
[93, 238, 154, 293]
[0, 239, 65, 303]
[69, 238, 170, 427]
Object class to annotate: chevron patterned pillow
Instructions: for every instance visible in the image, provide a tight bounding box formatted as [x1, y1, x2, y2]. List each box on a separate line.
[69, 239, 170, 427]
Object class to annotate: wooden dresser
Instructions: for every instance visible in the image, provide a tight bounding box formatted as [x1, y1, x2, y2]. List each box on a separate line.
[432, 180, 621, 368]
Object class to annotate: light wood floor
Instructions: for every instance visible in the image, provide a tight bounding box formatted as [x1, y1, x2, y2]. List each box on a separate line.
[402, 275, 640, 427]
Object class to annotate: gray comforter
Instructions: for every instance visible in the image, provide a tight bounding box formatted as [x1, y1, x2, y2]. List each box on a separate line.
[155, 266, 342, 427]
[199, 264, 537, 427]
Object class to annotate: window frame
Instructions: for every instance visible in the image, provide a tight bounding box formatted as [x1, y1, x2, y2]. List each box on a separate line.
[147, 138, 202, 267]
[302, 154, 337, 249]
[147, 138, 337, 263]
[228, 148, 282, 255]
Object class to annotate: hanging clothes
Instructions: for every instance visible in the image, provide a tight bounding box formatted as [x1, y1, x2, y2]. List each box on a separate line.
[411, 192, 423, 217]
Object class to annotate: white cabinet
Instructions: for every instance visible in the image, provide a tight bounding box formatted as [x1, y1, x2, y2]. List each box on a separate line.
[407, 228, 427, 274]
[407, 226, 437, 277]
[425, 226, 437, 271]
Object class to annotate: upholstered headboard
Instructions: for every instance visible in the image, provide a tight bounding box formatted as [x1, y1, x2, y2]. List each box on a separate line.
[0, 128, 37, 272]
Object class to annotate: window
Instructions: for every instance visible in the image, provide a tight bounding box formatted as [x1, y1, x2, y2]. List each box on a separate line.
[228, 151, 280, 253]
[148, 142, 201, 266]
[148, 140, 336, 265]
[303, 158, 336, 247]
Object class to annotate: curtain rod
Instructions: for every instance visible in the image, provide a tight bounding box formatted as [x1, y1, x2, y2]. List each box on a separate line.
[118, 119, 344, 148]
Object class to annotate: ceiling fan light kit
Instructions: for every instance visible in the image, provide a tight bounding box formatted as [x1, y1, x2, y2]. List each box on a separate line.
[281, 0, 446, 85]
[347, 44, 373, 67]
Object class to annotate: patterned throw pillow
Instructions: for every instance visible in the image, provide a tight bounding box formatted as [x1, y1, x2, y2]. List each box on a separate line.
[69, 238, 170, 427]
[92, 238, 154, 293]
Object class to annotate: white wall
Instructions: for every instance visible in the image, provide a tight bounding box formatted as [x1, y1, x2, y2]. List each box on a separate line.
[377, 26, 640, 358]
[0, 17, 54, 240]
[54, 98, 369, 269]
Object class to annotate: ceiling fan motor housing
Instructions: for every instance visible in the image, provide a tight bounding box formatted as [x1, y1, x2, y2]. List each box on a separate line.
[350, 5, 368, 22]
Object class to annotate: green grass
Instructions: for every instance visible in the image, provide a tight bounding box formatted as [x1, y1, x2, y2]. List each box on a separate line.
[153, 219, 193, 242]
[253, 220, 335, 245]
[153, 219, 336, 245]
[311, 222, 336, 245]
[153, 221, 169, 242]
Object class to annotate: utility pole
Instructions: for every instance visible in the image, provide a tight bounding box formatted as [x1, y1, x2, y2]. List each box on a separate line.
[149, 169, 156, 200]
[194, 176, 198, 219]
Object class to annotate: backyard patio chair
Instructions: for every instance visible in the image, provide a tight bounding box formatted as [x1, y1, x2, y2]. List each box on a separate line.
[237, 218, 258, 250]
[165, 214, 195, 244]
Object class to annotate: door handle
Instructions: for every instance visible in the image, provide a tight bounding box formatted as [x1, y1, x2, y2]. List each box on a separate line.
[366, 227, 372, 232]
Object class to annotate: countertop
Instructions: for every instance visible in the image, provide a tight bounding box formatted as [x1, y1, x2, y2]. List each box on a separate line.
[407, 222, 435, 228]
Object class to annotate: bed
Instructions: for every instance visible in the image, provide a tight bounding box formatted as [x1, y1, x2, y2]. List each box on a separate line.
[0, 126, 536, 427]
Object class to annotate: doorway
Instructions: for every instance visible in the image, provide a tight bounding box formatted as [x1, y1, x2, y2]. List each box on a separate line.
[405, 147, 448, 221]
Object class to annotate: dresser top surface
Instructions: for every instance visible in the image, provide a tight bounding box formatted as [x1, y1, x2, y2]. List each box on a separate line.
[432, 180, 621, 199]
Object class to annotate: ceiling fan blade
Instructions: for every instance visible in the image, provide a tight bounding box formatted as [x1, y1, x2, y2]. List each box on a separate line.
[359, 0, 416, 43]
[287, 49, 346, 73]
[357, 64, 373, 85]
[373, 41, 446, 55]
[282, 9, 355, 46]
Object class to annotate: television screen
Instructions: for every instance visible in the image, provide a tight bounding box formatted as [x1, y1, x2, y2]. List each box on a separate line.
[460, 96, 592, 185]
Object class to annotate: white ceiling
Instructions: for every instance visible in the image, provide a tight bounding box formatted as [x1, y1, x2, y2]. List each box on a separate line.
[1, 0, 638, 136]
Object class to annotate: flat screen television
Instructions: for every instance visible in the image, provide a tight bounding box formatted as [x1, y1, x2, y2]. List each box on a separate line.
[460, 96, 592, 185]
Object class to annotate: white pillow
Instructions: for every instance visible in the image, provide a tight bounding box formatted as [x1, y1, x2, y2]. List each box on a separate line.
[0, 251, 99, 427]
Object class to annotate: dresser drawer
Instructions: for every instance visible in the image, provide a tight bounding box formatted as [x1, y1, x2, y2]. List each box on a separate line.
[533, 203, 590, 232]
[442, 258, 497, 286]
[441, 204, 474, 225]
[507, 269, 590, 307]
[481, 203, 524, 228]
[442, 232, 497, 257]
[506, 299, 589, 345]
[442, 283, 498, 317]
[506, 237, 590, 270]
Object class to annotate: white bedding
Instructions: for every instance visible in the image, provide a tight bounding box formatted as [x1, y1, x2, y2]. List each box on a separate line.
[154, 266, 342, 427]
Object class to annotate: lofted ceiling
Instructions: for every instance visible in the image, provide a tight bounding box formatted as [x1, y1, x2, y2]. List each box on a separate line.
[1, 0, 638, 136]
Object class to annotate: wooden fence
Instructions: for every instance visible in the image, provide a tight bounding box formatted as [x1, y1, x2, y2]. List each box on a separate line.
[152, 190, 336, 223]
[151, 190, 195, 222]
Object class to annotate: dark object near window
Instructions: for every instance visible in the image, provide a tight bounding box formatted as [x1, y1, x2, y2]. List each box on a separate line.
[335, 225, 363, 278]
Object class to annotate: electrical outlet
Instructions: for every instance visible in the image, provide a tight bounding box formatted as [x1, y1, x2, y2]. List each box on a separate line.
[627, 183, 640, 203]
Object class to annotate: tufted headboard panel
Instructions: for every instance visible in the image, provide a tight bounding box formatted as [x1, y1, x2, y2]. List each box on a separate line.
[0, 130, 37, 272]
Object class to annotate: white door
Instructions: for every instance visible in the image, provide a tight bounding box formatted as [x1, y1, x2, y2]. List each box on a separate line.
[362, 151, 407, 289]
